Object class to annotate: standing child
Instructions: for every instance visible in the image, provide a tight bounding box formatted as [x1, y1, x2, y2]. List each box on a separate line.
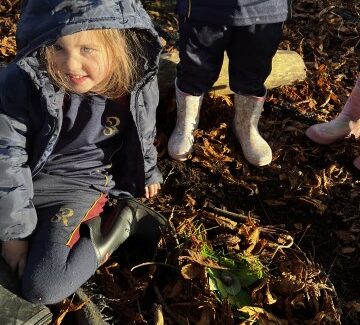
[306, 76, 360, 168]
[0, 0, 165, 305]
[168, 0, 291, 166]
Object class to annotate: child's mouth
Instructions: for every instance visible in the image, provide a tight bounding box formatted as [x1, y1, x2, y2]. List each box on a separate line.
[67, 74, 88, 84]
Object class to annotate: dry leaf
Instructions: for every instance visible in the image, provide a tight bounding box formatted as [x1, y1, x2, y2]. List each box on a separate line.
[246, 227, 260, 254]
[239, 306, 288, 325]
[154, 304, 164, 325]
[207, 214, 238, 230]
[341, 247, 356, 254]
[181, 263, 204, 280]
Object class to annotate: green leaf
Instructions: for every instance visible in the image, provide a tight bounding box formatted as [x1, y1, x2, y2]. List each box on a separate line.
[220, 256, 264, 288]
[229, 291, 252, 308]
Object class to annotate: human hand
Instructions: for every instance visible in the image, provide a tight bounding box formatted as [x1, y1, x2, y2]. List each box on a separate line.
[1, 240, 28, 278]
[144, 183, 161, 199]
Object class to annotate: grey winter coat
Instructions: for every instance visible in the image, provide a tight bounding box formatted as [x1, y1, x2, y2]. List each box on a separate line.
[177, 0, 291, 25]
[0, 0, 162, 241]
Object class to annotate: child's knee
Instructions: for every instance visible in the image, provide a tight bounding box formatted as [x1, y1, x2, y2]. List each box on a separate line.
[21, 276, 67, 305]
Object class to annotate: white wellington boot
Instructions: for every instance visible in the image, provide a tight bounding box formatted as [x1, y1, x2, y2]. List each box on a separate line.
[233, 94, 272, 166]
[168, 83, 203, 161]
[306, 77, 360, 144]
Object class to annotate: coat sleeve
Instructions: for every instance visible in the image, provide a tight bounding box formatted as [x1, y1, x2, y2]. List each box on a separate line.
[0, 65, 37, 241]
[139, 75, 163, 186]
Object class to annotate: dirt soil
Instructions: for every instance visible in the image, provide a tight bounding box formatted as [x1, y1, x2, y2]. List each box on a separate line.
[0, 1, 359, 324]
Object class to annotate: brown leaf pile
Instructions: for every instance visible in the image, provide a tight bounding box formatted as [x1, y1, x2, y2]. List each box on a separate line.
[0, 0, 19, 60]
[89, 212, 341, 324]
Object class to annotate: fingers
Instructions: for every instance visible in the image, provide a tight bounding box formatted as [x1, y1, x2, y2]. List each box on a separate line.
[144, 183, 161, 198]
[151, 183, 161, 197]
[150, 185, 156, 197]
[148, 185, 155, 198]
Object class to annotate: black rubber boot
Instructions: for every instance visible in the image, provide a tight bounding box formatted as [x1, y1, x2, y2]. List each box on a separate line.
[81, 198, 167, 266]
[0, 256, 53, 325]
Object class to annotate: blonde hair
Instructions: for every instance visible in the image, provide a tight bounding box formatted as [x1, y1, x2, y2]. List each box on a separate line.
[43, 29, 144, 98]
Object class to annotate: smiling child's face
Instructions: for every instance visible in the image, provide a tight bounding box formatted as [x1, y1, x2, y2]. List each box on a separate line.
[51, 30, 111, 94]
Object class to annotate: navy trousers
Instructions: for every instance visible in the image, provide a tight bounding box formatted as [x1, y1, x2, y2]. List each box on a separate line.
[177, 20, 283, 97]
[21, 173, 107, 304]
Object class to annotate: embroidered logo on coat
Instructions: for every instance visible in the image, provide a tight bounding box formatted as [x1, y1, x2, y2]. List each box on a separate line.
[103, 116, 120, 136]
[51, 208, 75, 226]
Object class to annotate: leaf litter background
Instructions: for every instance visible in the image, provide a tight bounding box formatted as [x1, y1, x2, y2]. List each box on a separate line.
[0, 0, 359, 324]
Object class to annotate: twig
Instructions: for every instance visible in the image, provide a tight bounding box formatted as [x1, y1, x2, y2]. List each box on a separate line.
[203, 201, 260, 223]
[130, 261, 179, 272]
[270, 235, 294, 260]
[73, 288, 109, 325]
[324, 254, 338, 284]
[163, 166, 175, 184]
[169, 207, 180, 246]
[296, 224, 311, 246]
[255, 196, 271, 224]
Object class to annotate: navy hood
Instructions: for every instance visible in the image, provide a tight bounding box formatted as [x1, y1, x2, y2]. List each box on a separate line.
[15, 0, 161, 61]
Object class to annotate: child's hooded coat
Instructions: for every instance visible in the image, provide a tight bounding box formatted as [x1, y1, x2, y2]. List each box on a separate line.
[0, 0, 162, 241]
[177, 0, 291, 25]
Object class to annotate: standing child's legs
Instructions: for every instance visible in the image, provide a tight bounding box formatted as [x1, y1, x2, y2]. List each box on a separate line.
[168, 21, 228, 160]
[22, 173, 107, 304]
[176, 21, 228, 95]
[228, 23, 283, 166]
[306, 77, 360, 169]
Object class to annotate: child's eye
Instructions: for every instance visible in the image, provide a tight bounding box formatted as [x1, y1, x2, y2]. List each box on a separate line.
[81, 47, 94, 54]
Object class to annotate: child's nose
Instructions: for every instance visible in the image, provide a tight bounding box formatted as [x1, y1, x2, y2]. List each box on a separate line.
[64, 55, 81, 71]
